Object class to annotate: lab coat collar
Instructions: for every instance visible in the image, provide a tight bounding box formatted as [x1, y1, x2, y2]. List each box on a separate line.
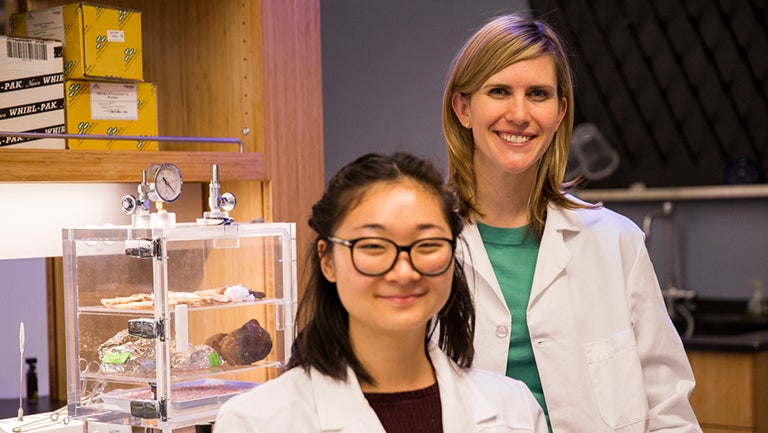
[311, 366, 383, 432]
[309, 344, 500, 432]
[430, 345, 500, 430]
[458, 201, 584, 309]
[528, 203, 579, 306]
[457, 223, 506, 306]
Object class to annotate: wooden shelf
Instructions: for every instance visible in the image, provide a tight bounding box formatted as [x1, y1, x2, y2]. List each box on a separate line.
[0, 149, 263, 182]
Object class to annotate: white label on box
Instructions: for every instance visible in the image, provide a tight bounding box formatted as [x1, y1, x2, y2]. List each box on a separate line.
[107, 30, 125, 43]
[2, 38, 51, 63]
[90, 82, 138, 120]
[24, 7, 65, 43]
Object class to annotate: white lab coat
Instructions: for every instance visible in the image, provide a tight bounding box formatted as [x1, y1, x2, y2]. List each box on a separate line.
[215, 344, 547, 433]
[458, 199, 702, 433]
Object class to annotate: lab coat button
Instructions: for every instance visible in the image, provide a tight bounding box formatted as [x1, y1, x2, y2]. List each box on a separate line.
[495, 325, 509, 338]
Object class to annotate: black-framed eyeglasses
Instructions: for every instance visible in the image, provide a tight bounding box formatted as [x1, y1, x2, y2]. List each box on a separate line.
[326, 236, 456, 277]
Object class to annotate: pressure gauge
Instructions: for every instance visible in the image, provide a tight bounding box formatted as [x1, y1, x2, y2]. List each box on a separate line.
[148, 163, 183, 202]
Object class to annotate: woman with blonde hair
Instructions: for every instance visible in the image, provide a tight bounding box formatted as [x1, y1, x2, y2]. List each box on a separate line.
[443, 13, 701, 432]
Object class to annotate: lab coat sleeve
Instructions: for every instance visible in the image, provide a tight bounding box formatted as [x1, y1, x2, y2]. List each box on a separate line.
[628, 243, 702, 432]
[215, 394, 262, 433]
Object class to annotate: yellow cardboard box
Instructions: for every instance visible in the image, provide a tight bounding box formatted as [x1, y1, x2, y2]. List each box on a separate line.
[9, 3, 143, 81]
[65, 80, 158, 150]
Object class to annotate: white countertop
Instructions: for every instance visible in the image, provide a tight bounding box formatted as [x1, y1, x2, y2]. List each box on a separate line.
[0, 410, 82, 433]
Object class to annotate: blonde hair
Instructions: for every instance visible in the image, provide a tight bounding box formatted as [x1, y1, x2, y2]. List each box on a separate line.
[442, 14, 592, 237]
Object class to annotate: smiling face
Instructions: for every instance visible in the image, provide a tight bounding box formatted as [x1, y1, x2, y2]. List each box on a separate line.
[452, 56, 567, 183]
[319, 179, 454, 340]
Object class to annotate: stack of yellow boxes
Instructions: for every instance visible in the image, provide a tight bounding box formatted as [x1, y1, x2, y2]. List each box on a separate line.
[10, 3, 158, 150]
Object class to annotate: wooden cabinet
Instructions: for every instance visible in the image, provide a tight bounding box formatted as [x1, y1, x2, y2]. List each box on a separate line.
[688, 350, 768, 433]
[3, 0, 323, 400]
[2, 0, 323, 237]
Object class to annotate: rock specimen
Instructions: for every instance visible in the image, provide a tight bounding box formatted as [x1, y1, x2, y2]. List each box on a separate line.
[205, 319, 272, 365]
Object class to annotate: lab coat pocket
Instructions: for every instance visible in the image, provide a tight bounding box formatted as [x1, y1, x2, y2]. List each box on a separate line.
[584, 329, 649, 429]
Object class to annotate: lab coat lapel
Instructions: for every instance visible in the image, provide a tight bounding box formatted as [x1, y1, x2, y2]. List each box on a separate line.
[311, 367, 386, 433]
[430, 346, 497, 433]
[529, 205, 576, 308]
[457, 223, 507, 306]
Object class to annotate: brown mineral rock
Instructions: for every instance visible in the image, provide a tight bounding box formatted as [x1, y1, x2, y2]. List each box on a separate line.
[205, 319, 272, 365]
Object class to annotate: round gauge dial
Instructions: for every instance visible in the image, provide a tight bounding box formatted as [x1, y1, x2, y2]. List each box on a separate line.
[150, 163, 183, 202]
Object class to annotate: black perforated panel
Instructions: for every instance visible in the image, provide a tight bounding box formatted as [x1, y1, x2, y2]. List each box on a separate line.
[530, 0, 768, 187]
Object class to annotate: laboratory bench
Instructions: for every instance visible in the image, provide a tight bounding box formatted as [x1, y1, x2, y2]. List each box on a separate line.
[679, 299, 768, 433]
[0, 397, 65, 420]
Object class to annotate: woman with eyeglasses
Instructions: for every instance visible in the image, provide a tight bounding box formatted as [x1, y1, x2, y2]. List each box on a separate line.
[215, 152, 548, 432]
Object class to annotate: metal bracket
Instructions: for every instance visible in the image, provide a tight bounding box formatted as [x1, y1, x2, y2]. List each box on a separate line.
[124, 238, 162, 258]
[128, 318, 165, 340]
[129, 398, 166, 420]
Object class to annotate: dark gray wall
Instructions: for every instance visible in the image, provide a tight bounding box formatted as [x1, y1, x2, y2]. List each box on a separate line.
[320, 0, 530, 180]
[530, 1, 768, 188]
[604, 199, 768, 300]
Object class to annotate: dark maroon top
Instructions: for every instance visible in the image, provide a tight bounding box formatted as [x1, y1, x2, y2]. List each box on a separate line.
[364, 382, 443, 433]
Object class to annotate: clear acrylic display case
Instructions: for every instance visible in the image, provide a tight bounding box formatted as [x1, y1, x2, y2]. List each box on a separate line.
[61, 222, 297, 432]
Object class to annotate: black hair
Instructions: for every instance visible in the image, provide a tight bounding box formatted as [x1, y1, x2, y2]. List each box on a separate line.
[287, 152, 475, 386]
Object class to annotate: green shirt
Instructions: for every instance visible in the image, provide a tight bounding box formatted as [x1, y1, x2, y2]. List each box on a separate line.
[476, 222, 550, 426]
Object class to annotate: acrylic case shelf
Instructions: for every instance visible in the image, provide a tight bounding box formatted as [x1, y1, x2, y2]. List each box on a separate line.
[61, 222, 297, 431]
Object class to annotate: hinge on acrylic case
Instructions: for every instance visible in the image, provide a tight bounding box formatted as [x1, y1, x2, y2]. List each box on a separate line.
[128, 317, 166, 340]
[124, 238, 162, 258]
